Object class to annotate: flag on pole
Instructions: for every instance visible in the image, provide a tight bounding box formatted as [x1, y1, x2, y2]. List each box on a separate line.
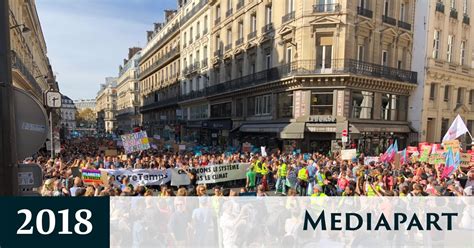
[441, 148, 460, 178]
[399, 148, 407, 164]
[386, 140, 398, 162]
[442, 114, 469, 143]
[380, 143, 393, 162]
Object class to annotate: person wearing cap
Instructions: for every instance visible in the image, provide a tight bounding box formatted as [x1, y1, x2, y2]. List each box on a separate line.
[297, 163, 309, 196]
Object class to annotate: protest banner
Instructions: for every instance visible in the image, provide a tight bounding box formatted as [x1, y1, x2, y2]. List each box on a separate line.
[341, 149, 357, 160]
[105, 149, 118, 156]
[429, 152, 445, 165]
[417, 142, 430, 153]
[419, 145, 432, 163]
[460, 153, 471, 168]
[193, 163, 250, 184]
[104, 168, 170, 187]
[121, 131, 151, 154]
[407, 146, 418, 154]
[364, 156, 380, 165]
[82, 169, 104, 185]
[170, 168, 191, 186]
[443, 140, 460, 153]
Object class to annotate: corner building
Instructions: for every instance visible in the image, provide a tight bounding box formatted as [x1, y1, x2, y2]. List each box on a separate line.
[175, 0, 418, 153]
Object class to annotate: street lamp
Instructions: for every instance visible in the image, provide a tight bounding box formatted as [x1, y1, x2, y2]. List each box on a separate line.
[9, 24, 31, 34]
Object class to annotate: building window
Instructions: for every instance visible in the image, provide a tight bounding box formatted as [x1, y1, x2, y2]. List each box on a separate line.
[265, 53, 272, 69]
[444, 85, 451, 102]
[248, 95, 272, 116]
[286, 47, 292, 63]
[450, 0, 456, 9]
[460, 41, 466, 65]
[311, 91, 333, 115]
[383, 0, 389, 16]
[441, 118, 450, 138]
[463, 0, 468, 14]
[227, 28, 232, 45]
[251, 14, 257, 33]
[216, 5, 221, 19]
[286, 0, 294, 13]
[457, 88, 465, 104]
[357, 45, 364, 61]
[277, 92, 293, 118]
[430, 83, 437, 100]
[238, 21, 244, 40]
[447, 35, 454, 63]
[196, 22, 200, 36]
[204, 15, 208, 32]
[381, 50, 388, 66]
[211, 102, 232, 118]
[400, 3, 405, 20]
[433, 30, 440, 59]
[235, 98, 243, 117]
[190, 104, 208, 119]
[265, 5, 272, 25]
[381, 94, 407, 121]
[316, 35, 333, 70]
[470, 90, 474, 104]
[351, 91, 374, 119]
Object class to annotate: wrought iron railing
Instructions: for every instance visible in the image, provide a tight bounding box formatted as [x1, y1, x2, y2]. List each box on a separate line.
[180, 0, 207, 25]
[247, 30, 257, 40]
[450, 8, 458, 19]
[214, 49, 223, 57]
[214, 17, 221, 25]
[139, 46, 180, 79]
[237, 0, 244, 10]
[282, 11, 295, 23]
[201, 59, 208, 68]
[141, 23, 180, 60]
[463, 15, 470, 25]
[313, 3, 340, 13]
[224, 43, 233, 52]
[262, 23, 274, 33]
[357, 7, 373, 18]
[398, 20, 411, 30]
[436, 2, 445, 13]
[10, 52, 43, 95]
[235, 37, 244, 46]
[382, 15, 397, 25]
[226, 8, 233, 17]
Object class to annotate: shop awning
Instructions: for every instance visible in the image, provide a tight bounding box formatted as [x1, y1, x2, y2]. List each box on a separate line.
[240, 123, 288, 133]
[281, 122, 305, 139]
[350, 123, 411, 133]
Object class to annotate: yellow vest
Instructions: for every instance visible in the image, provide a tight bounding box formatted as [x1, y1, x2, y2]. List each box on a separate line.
[261, 163, 269, 175]
[298, 168, 308, 181]
[278, 163, 287, 177]
[254, 160, 262, 174]
[311, 192, 327, 197]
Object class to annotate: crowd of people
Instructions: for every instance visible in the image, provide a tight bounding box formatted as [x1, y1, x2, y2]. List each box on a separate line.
[32, 137, 474, 198]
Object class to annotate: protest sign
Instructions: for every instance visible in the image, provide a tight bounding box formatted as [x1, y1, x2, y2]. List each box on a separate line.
[120, 155, 127, 161]
[419, 145, 432, 163]
[82, 169, 104, 185]
[407, 146, 418, 154]
[170, 168, 191, 186]
[193, 163, 250, 184]
[179, 145, 186, 151]
[460, 153, 471, 168]
[121, 131, 151, 154]
[261, 146, 267, 157]
[104, 168, 170, 187]
[364, 156, 380, 165]
[429, 152, 445, 165]
[116, 141, 123, 147]
[153, 135, 161, 140]
[417, 142, 430, 153]
[105, 149, 118, 156]
[341, 149, 357, 160]
[443, 140, 460, 153]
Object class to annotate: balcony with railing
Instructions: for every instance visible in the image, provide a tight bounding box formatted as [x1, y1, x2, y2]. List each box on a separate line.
[215, 17, 221, 25]
[282, 11, 295, 23]
[237, 0, 244, 11]
[436, 2, 445, 13]
[463, 15, 470, 25]
[262, 23, 274, 33]
[450, 8, 458, 19]
[177, 59, 417, 103]
[226, 8, 233, 17]
[224, 43, 233, 52]
[196, 33, 200, 40]
[382, 15, 397, 26]
[139, 46, 180, 79]
[398, 20, 411, 30]
[247, 30, 257, 40]
[203, 27, 208, 35]
[235, 37, 244, 47]
[11, 52, 43, 95]
[313, 3, 340, 13]
[180, 0, 207, 25]
[214, 49, 223, 57]
[201, 59, 208, 68]
[357, 6, 373, 18]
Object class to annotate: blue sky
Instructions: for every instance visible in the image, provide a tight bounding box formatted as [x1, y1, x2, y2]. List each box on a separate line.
[36, 0, 178, 100]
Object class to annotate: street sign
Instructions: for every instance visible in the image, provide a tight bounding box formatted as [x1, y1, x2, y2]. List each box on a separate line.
[14, 88, 49, 160]
[342, 136, 348, 143]
[45, 90, 62, 108]
[342, 129, 348, 137]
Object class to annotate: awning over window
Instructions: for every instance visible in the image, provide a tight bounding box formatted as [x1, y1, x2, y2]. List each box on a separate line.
[281, 122, 305, 139]
[350, 123, 411, 133]
[239, 123, 305, 139]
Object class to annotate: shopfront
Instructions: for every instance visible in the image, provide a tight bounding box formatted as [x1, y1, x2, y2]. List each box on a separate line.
[202, 119, 233, 147]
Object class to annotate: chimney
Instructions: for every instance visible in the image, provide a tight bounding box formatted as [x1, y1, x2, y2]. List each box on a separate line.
[147, 31, 154, 41]
[154, 22, 164, 31]
[128, 47, 142, 60]
[164, 10, 177, 22]
[123, 59, 128, 65]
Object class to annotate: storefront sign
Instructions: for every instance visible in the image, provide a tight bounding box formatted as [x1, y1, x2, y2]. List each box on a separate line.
[307, 116, 336, 123]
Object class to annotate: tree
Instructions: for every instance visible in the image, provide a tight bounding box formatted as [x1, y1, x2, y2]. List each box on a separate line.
[76, 108, 96, 127]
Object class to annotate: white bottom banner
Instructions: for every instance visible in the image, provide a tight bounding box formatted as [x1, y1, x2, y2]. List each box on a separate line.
[110, 197, 474, 247]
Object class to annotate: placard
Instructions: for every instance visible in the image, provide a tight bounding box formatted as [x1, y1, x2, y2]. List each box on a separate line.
[364, 156, 380, 165]
[419, 145, 432, 163]
[82, 169, 104, 185]
[460, 153, 471, 168]
[121, 131, 151, 154]
[429, 152, 445, 165]
[341, 149, 357, 160]
[193, 163, 250, 184]
[105, 149, 118, 156]
[443, 140, 460, 154]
